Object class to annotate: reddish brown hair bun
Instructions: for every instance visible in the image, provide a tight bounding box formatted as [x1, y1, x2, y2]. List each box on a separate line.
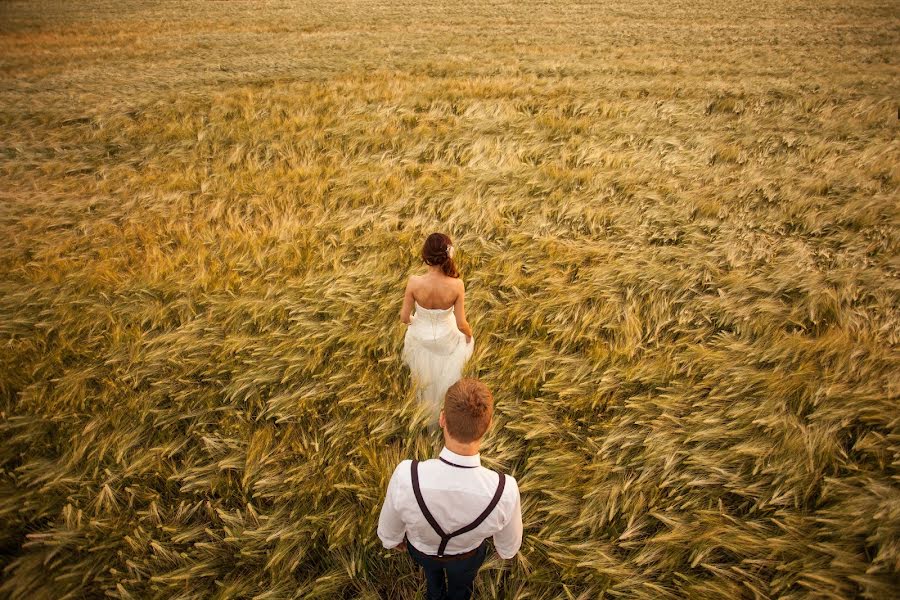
[422, 232, 459, 278]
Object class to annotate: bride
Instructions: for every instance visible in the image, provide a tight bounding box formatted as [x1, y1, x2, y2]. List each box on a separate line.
[400, 233, 474, 418]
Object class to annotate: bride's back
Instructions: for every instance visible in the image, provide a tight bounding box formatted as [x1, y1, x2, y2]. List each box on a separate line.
[411, 273, 461, 310]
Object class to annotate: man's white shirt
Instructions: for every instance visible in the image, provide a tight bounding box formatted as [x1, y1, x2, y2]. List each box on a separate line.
[377, 447, 523, 559]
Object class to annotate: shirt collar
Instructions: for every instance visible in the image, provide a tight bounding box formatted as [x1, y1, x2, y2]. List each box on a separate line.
[439, 446, 481, 468]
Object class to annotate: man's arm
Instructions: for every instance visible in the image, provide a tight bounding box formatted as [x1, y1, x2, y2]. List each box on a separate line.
[377, 462, 408, 549]
[492, 477, 523, 559]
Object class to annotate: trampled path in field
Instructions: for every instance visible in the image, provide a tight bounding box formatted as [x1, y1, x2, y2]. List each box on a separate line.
[0, 1, 898, 599]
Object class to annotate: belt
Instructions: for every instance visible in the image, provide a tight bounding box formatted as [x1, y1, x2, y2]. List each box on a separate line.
[408, 541, 482, 562]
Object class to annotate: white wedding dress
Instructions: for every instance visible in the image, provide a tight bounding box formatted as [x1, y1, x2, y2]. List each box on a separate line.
[402, 301, 474, 417]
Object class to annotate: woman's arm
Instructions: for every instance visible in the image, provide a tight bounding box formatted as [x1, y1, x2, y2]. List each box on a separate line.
[454, 280, 473, 342]
[400, 277, 415, 324]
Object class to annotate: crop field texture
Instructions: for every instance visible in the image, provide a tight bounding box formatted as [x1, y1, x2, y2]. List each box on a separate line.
[1, 0, 898, 598]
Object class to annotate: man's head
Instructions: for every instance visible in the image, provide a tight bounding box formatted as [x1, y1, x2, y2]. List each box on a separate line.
[439, 378, 494, 443]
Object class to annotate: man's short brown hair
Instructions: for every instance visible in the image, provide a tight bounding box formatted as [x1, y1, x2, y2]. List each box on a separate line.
[443, 378, 493, 443]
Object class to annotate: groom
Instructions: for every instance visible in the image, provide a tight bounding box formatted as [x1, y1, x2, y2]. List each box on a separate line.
[377, 378, 523, 600]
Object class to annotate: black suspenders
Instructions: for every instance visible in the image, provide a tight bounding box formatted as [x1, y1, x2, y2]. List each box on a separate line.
[410, 459, 507, 557]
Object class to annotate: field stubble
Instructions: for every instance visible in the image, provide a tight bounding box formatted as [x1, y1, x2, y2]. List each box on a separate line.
[0, 0, 898, 598]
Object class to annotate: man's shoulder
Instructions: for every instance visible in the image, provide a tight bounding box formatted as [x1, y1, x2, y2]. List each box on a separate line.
[500, 471, 518, 486]
[472, 465, 516, 489]
[498, 471, 519, 492]
[392, 459, 413, 473]
[494, 470, 520, 499]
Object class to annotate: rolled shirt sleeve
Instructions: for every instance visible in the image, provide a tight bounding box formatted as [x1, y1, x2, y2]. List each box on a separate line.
[377, 461, 409, 549]
[492, 476, 523, 559]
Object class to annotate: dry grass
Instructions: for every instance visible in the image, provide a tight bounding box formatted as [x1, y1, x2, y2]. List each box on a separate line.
[1, 0, 899, 598]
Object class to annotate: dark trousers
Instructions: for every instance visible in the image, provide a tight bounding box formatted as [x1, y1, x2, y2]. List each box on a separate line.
[407, 540, 488, 600]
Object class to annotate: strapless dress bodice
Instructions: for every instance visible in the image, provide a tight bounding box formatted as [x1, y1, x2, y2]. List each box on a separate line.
[412, 301, 455, 322]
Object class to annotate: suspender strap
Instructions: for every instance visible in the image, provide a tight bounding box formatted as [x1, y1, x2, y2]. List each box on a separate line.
[411, 460, 447, 541]
[410, 459, 507, 557]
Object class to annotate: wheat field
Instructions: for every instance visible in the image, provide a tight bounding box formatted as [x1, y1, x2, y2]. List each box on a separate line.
[1, 0, 898, 598]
